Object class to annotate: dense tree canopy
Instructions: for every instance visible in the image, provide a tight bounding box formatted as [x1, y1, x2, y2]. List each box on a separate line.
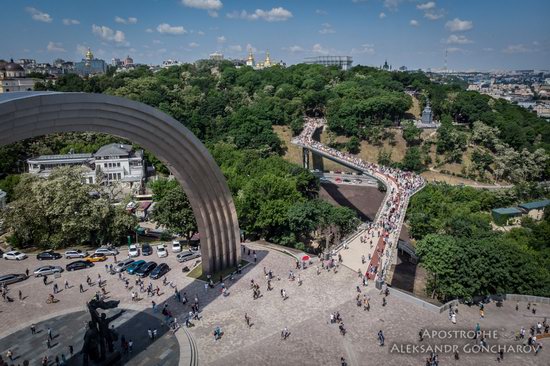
[409, 183, 550, 300]
[1, 167, 136, 249]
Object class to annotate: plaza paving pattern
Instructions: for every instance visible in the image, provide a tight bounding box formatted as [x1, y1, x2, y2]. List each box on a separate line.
[1, 244, 548, 365]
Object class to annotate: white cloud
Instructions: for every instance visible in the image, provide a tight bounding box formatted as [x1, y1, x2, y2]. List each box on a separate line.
[351, 43, 375, 55]
[62, 18, 80, 25]
[502, 44, 531, 54]
[283, 45, 304, 53]
[156, 23, 187, 35]
[92, 25, 127, 44]
[483, 47, 494, 52]
[312, 43, 329, 55]
[228, 44, 242, 52]
[383, 0, 402, 11]
[115, 16, 138, 25]
[182, 0, 222, 16]
[217, 35, 226, 43]
[189, 42, 200, 48]
[145, 28, 153, 33]
[379, 12, 387, 19]
[47, 41, 66, 52]
[446, 34, 473, 44]
[227, 7, 293, 22]
[153, 40, 162, 44]
[319, 23, 335, 34]
[410, 19, 419, 27]
[25, 7, 52, 23]
[182, 0, 222, 10]
[417, 1, 436, 10]
[445, 18, 473, 32]
[197, 30, 205, 36]
[315, 9, 327, 15]
[424, 10, 444, 20]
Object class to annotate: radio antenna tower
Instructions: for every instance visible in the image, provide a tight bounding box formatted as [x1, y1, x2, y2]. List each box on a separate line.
[444, 48, 448, 74]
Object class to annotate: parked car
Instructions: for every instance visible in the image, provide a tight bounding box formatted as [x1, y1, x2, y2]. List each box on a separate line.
[0, 273, 28, 286]
[85, 253, 107, 262]
[171, 240, 182, 253]
[34, 265, 64, 277]
[64, 249, 88, 259]
[343, 178, 351, 183]
[135, 261, 157, 277]
[36, 250, 62, 260]
[95, 247, 119, 256]
[334, 177, 342, 184]
[150, 263, 170, 279]
[141, 244, 153, 256]
[114, 258, 135, 273]
[128, 244, 140, 258]
[66, 260, 94, 271]
[353, 179, 362, 184]
[127, 260, 146, 274]
[156, 244, 168, 258]
[3, 251, 27, 261]
[176, 250, 201, 263]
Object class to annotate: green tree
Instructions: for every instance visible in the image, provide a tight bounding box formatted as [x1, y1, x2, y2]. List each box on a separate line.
[402, 121, 422, 146]
[346, 136, 361, 154]
[150, 181, 197, 242]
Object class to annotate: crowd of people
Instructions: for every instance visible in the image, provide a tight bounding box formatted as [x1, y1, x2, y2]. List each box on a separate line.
[294, 117, 425, 281]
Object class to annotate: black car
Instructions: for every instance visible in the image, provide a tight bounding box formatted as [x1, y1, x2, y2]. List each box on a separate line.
[135, 261, 157, 277]
[142, 244, 153, 256]
[0, 273, 28, 286]
[37, 250, 62, 260]
[150, 263, 170, 279]
[66, 260, 94, 271]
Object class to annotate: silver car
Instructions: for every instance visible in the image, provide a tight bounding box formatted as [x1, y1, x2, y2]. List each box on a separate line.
[176, 250, 201, 263]
[34, 265, 64, 277]
[114, 258, 135, 273]
[64, 250, 88, 259]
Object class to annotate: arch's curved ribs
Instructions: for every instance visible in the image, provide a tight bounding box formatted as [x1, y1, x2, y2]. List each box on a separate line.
[0, 92, 240, 274]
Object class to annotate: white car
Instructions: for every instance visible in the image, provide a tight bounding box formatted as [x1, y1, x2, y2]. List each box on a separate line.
[128, 244, 140, 257]
[64, 250, 88, 259]
[171, 240, 182, 253]
[156, 244, 168, 258]
[95, 247, 119, 256]
[3, 251, 27, 261]
[34, 265, 63, 277]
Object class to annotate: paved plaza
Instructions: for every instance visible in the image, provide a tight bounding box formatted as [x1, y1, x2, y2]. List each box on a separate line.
[0, 244, 548, 365]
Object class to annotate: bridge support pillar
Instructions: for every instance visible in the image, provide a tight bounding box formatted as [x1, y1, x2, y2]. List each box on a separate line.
[302, 148, 310, 170]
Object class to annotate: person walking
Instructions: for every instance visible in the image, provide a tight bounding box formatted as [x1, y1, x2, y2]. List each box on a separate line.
[18, 290, 22, 301]
[64, 280, 69, 289]
[69, 345, 73, 356]
[25, 268, 29, 277]
[378, 330, 385, 346]
[451, 313, 456, 324]
[79, 283, 84, 293]
[31, 323, 36, 334]
[245, 313, 251, 327]
[6, 349, 13, 361]
[48, 327, 53, 340]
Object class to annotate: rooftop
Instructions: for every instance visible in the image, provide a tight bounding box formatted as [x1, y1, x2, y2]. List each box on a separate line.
[28, 153, 93, 162]
[95, 143, 133, 157]
[518, 199, 550, 211]
[492, 207, 523, 215]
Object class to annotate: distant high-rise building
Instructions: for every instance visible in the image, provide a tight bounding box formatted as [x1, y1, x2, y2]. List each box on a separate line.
[304, 56, 352, 71]
[124, 55, 134, 66]
[74, 48, 106, 76]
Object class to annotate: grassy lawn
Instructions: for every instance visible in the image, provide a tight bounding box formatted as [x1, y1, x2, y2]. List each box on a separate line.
[187, 259, 250, 282]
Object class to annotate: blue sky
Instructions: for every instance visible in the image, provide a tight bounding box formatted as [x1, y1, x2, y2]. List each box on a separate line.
[2, 0, 549, 71]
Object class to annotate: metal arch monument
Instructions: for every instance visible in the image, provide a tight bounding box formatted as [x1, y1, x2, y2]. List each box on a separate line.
[0, 92, 241, 274]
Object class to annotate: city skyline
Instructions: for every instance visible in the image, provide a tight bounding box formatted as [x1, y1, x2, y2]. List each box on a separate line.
[2, 0, 550, 71]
